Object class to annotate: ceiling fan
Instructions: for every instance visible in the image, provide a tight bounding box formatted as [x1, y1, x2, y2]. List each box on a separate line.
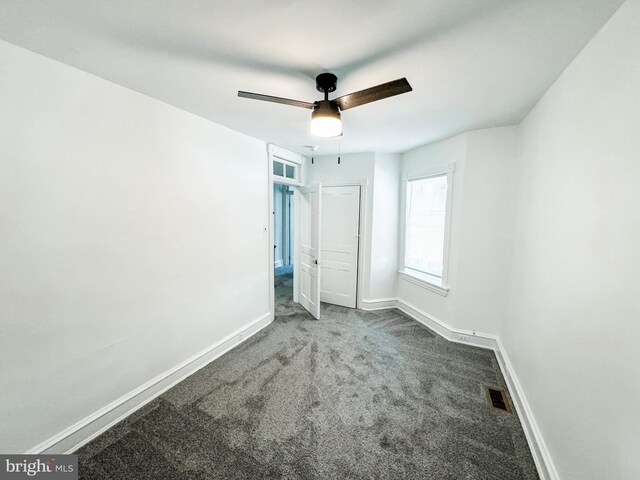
[238, 73, 412, 138]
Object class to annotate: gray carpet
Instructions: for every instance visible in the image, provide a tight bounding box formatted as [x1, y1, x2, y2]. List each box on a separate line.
[77, 271, 539, 479]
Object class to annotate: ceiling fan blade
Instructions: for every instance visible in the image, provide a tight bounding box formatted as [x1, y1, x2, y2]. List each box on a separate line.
[334, 78, 412, 111]
[238, 91, 314, 109]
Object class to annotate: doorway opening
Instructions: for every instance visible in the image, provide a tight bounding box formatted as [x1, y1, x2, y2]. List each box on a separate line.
[274, 183, 294, 313]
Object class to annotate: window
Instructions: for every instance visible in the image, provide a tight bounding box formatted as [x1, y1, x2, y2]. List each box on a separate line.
[272, 158, 299, 183]
[400, 166, 453, 295]
[269, 145, 303, 186]
[405, 175, 447, 277]
[285, 164, 295, 179]
[273, 160, 284, 177]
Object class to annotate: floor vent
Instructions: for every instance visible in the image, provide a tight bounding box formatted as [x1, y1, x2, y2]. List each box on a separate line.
[485, 386, 511, 413]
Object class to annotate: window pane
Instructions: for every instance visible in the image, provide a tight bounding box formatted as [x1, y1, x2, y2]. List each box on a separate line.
[405, 175, 448, 278]
[285, 164, 295, 179]
[273, 160, 284, 177]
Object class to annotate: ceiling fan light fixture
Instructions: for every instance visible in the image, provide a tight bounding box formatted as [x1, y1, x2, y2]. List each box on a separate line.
[239, 74, 412, 139]
[310, 100, 342, 137]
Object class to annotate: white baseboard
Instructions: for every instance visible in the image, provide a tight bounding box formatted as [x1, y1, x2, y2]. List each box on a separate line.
[396, 299, 499, 350]
[494, 339, 558, 480]
[360, 296, 556, 480]
[360, 297, 398, 310]
[362, 297, 498, 350]
[28, 297, 557, 479]
[28, 312, 274, 455]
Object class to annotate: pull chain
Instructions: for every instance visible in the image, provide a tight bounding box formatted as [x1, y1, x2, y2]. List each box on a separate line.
[306, 146, 318, 165]
[338, 139, 341, 165]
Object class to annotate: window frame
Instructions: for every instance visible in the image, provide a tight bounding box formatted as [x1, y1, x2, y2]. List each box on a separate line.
[398, 163, 455, 296]
[269, 145, 303, 186]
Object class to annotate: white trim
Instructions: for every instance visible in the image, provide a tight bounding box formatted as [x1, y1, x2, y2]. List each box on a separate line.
[29, 312, 273, 455]
[292, 187, 300, 304]
[269, 144, 302, 315]
[283, 186, 293, 267]
[398, 269, 449, 296]
[396, 299, 499, 349]
[321, 180, 367, 309]
[360, 297, 398, 310]
[363, 297, 498, 349]
[273, 176, 302, 187]
[267, 145, 276, 322]
[405, 163, 455, 182]
[358, 295, 557, 480]
[320, 178, 369, 187]
[356, 182, 367, 310]
[273, 184, 293, 269]
[268, 144, 304, 165]
[399, 163, 455, 289]
[28, 282, 557, 479]
[494, 339, 558, 480]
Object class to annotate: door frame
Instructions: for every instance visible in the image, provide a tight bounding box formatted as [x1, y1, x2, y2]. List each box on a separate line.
[283, 187, 293, 266]
[267, 144, 304, 319]
[320, 180, 367, 309]
[273, 184, 293, 269]
[267, 144, 368, 314]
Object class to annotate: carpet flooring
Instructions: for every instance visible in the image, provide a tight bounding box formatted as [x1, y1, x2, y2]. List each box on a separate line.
[77, 271, 539, 479]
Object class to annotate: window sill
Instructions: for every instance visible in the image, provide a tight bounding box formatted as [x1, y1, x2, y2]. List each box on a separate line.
[398, 269, 450, 297]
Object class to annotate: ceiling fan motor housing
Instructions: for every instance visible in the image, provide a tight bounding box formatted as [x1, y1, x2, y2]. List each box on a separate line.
[312, 100, 341, 120]
[310, 100, 342, 137]
[316, 73, 338, 94]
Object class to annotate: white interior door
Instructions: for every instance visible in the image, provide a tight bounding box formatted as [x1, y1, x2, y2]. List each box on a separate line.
[320, 185, 360, 308]
[298, 183, 322, 319]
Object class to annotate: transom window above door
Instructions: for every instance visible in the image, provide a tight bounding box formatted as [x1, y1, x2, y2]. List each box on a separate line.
[273, 159, 298, 182]
[269, 144, 303, 187]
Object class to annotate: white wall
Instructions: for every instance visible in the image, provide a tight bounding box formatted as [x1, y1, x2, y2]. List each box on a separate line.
[0, 40, 270, 453]
[2, 1, 637, 475]
[397, 135, 467, 322]
[369, 153, 400, 300]
[396, 128, 517, 335]
[502, 1, 640, 478]
[455, 128, 517, 333]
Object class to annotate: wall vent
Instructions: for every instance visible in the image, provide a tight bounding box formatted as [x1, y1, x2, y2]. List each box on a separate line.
[485, 386, 511, 412]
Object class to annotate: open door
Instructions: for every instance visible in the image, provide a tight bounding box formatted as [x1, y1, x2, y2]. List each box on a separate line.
[298, 182, 322, 319]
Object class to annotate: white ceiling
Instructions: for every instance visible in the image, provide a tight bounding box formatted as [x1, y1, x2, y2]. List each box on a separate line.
[0, 0, 623, 155]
